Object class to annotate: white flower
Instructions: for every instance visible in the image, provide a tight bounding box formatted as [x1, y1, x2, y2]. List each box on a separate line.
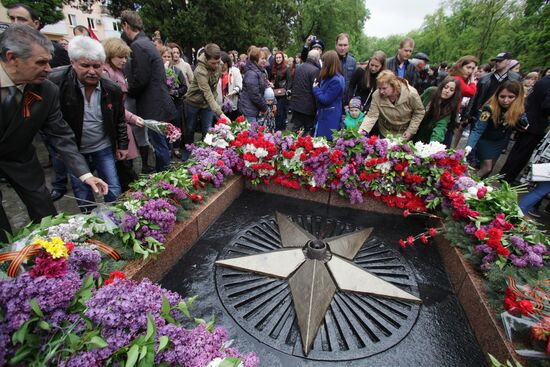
[378, 162, 391, 174]
[313, 138, 329, 149]
[204, 133, 215, 146]
[413, 141, 447, 158]
[254, 147, 268, 158]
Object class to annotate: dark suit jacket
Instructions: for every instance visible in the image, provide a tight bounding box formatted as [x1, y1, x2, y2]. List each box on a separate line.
[48, 66, 128, 151]
[125, 32, 176, 122]
[0, 80, 89, 190]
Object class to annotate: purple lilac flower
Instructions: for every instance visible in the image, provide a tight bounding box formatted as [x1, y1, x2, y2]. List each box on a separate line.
[121, 213, 139, 232]
[374, 139, 388, 156]
[159, 180, 188, 200]
[464, 223, 477, 234]
[68, 247, 101, 279]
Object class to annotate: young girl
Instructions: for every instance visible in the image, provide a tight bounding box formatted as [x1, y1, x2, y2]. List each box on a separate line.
[414, 77, 461, 143]
[465, 80, 528, 178]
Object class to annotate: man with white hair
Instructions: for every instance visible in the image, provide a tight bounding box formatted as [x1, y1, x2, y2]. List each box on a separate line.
[49, 36, 128, 213]
[289, 49, 321, 136]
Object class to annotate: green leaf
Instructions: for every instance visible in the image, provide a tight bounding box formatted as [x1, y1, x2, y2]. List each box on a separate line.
[37, 320, 51, 331]
[67, 333, 81, 349]
[145, 313, 156, 341]
[139, 345, 148, 361]
[89, 335, 108, 348]
[126, 344, 140, 367]
[12, 319, 32, 344]
[157, 335, 169, 353]
[29, 298, 44, 317]
[8, 345, 33, 365]
[177, 301, 190, 318]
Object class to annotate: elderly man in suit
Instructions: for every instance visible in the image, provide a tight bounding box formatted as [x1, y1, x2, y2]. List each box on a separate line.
[0, 25, 108, 242]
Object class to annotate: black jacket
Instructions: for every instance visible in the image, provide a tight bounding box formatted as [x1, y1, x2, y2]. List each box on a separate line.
[0, 80, 89, 190]
[289, 58, 320, 116]
[525, 75, 550, 135]
[346, 67, 377, 111]
[386, 56, 418, 88]
[125, 31, 176, 122]
[465, 71, 521, 120]
[49, 66, 128, 151]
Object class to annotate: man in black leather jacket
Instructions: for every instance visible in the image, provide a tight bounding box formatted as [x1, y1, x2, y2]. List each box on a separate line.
[49, 36, 128, 212]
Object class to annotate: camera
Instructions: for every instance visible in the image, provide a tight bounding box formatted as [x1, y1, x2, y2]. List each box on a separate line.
[517, 113, 529, 130]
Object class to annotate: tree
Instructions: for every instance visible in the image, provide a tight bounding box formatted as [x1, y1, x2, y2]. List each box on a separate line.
[1, 0, 99, 26]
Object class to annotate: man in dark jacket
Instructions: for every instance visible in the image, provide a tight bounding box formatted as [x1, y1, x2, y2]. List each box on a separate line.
[290, 49, 321, 136]
[386, 38, 418, 88]
[120, 10, 176, 172]
[465, 52, 521, 122]
[336, 33, 356, 101]
[0, 25, 107, 241]
[49, 36, 128, 213]
[501, 75, 550, 183]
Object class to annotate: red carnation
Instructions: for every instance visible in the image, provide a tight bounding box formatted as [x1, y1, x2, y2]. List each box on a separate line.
[496, 245, 510, 257]
[407, 236, 414, 245]
[474, 229, 486, 240]
[217, 160, 224, 167]
[428, 228, 437, 237]
[65, 241, 75, 253]
[235, 115, 245, 123]
[399, 239, 406, 248]
[477, 186, 488, 199]
[517, 300, 534, 316]
[104, 271, 125, 286]
[420, 234, 429, 244]
[403, 209, 410, 218]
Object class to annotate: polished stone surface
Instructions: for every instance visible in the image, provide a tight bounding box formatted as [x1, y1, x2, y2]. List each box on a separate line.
[160, 190, 487, 366]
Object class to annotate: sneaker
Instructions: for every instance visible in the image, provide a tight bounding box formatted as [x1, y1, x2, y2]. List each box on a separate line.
[528, 209, 542, 218]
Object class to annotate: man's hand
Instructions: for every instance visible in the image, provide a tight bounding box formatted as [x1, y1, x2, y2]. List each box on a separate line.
[116, 149, 128, 160]
[219, 113, 230, 124]
[135, 117, 145, 127]
[84, 176, 109, 195]
[312, 78, 319, 88]
[402, 131, 413, 140]
[464, 146, 472, 156]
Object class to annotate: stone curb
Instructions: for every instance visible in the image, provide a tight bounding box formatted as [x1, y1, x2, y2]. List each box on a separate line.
[435, 236, 519, 364]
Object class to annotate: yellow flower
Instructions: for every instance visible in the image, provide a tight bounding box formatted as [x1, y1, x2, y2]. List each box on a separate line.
[34, 237, 68, 259]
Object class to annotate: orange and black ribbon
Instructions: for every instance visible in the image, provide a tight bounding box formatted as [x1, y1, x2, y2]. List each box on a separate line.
[22, 90, 43, 118]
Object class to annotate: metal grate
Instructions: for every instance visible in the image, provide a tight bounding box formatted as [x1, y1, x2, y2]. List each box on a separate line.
[215, 215, 421, 361]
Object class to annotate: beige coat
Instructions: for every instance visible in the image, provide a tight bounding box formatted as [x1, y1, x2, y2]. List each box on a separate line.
[185, 54, 222, 115]
[359, 82, 425, 137]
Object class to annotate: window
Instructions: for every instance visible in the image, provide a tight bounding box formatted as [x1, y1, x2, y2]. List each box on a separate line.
[87, 17, 95, 29]
[68, 14, 76, 26]
[113, 21, 122, 32]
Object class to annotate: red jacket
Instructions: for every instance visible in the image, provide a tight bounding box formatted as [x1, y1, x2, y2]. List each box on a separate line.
[452, 74, 477, 98]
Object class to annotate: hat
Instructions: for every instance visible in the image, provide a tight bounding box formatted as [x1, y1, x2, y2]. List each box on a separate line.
[310, 39, 325, 51]
[414, 52, 429, 62]
[349, 97, 361, 109]
[491, 52, 512, 62]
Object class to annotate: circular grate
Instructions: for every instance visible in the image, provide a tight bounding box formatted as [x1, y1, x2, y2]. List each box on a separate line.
[215, 214, 421, 361]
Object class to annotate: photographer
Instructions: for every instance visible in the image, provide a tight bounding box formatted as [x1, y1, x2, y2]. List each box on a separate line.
[300, 35, 324, 64]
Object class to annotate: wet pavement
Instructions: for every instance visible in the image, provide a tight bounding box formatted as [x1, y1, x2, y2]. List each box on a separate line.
[160, 190, 488, 366]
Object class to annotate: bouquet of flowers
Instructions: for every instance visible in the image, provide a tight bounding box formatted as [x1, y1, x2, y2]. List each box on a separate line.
[143, 119, 182, 143]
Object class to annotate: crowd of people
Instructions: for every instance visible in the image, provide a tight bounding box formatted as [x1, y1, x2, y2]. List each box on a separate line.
[1, 3, 549, 241]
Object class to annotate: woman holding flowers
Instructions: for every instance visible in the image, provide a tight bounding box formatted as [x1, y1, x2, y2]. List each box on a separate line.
[414, 77, 461, 143]
[102, 37, 144, 191]
[160, 46, 187, 158]
[359, 70, 425, 140]
[216, 52, 243, 121]
[312, 50, 345, 139]
[465, 80, 528, 178]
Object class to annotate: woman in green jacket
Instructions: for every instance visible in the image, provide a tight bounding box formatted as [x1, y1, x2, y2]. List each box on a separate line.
[414, 77, 461, 143]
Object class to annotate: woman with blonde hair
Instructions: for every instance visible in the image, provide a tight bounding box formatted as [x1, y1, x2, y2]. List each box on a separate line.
[312, 50, 345, 139]
[359, 70, 425, 139]
[465, 80, 528, 178]
[102, 37, 144, 189]
[347, 50, 386, 112]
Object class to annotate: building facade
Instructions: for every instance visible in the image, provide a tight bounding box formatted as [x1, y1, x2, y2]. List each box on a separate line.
[0, 2, 121, 40]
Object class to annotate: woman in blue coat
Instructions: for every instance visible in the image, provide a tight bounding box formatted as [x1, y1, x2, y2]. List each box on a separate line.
[313, 50, 345, 139]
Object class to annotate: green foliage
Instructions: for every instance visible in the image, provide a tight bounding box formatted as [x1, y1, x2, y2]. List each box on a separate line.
[1, 0, 65, 25]
[488, 353, 523, 367]
[106, 0, 369, 58]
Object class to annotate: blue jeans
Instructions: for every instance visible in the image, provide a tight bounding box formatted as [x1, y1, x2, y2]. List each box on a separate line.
[69, 146, 121, 213]
[245, 116, 257, 123]
[183, 102, 214, 152]
[519, 181, 550, 214]
[148, 129, 170, 171]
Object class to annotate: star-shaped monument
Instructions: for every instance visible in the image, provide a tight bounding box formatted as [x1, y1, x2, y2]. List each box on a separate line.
[215, 212, 421, 356]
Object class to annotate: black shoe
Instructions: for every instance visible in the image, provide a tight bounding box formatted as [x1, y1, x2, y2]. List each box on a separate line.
[50, 189, 65, 202]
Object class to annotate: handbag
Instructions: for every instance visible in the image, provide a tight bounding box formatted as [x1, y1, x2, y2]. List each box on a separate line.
[273, 88, 287, 97]
[532, 163, 550, 181]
